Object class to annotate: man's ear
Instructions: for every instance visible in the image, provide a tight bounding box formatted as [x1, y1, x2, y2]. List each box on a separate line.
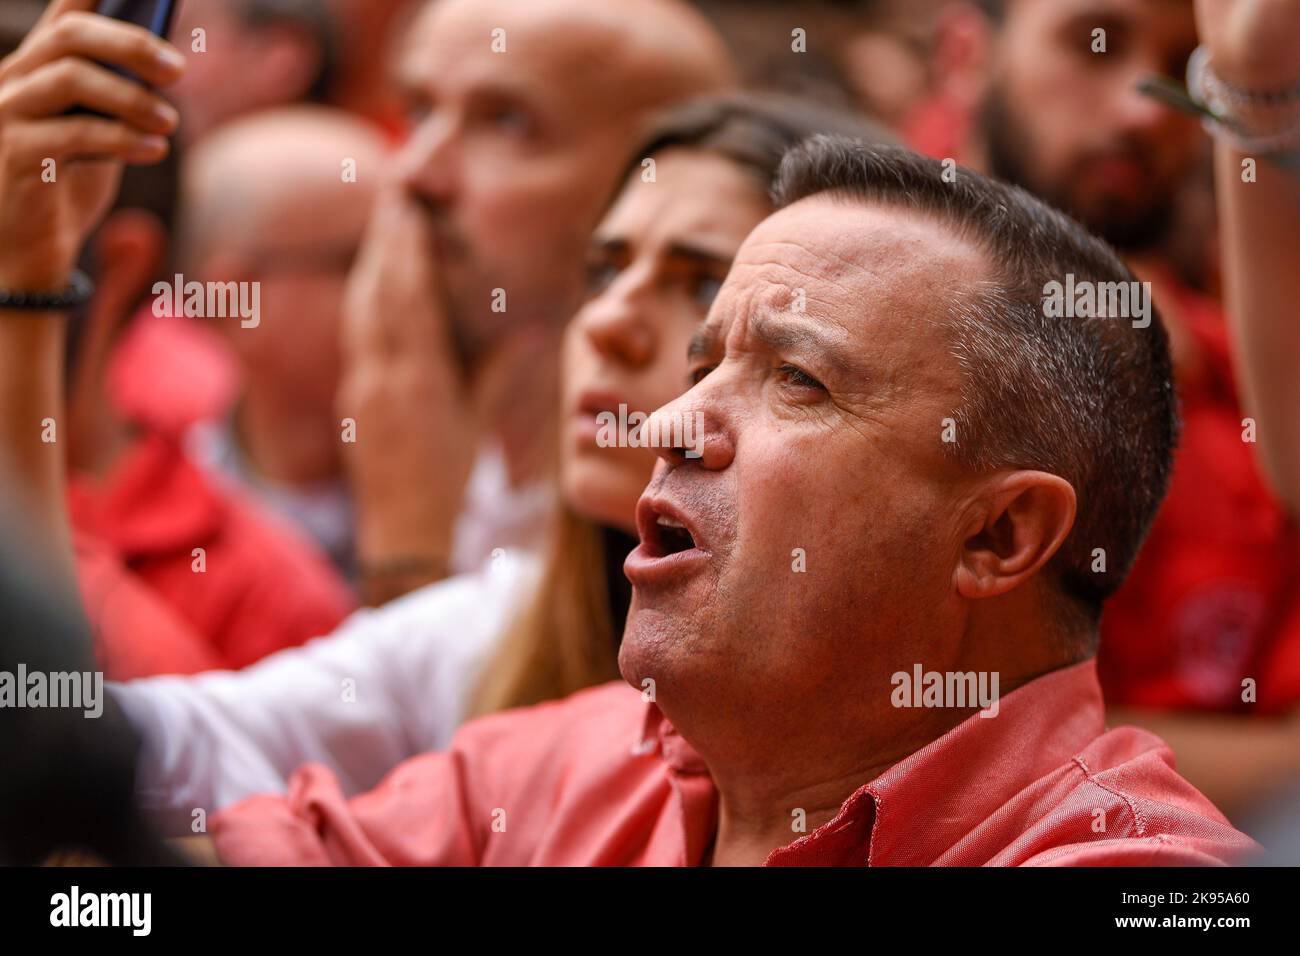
[65, 210, 167, 468]
[955, 470, 1076, 600]
[70, 208, 166, 391]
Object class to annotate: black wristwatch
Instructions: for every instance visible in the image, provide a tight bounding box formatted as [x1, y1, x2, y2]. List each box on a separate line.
[0, 270, 95, 311]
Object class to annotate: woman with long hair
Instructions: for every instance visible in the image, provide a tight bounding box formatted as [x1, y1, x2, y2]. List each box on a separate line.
[471, 94, 887, 715]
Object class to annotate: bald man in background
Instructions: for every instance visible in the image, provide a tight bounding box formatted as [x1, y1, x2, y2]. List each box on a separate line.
[176, 108, 390, 577]
[339, 0, 736, 603]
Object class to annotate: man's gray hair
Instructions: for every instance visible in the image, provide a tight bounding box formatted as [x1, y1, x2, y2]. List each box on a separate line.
[774, 137, 1180, 644]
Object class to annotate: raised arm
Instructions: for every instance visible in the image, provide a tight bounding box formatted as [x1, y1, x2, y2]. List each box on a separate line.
[0, 0, 183, 570]
[110, 552, 532, 832]
[1110, 1, 1300, 822]
[1196, 0, 1300, 519]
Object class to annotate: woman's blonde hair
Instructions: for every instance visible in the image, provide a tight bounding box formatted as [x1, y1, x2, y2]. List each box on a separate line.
[467, 506, 622, 716]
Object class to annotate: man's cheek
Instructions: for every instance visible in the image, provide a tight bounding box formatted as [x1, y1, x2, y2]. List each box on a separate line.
[736, 473, 843, 578]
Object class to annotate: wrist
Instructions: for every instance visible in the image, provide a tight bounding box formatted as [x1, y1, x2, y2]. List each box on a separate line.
[0, 270, 94, 313]
[357, 551, 451, 605]
[1188, 46, 1300, 156]
[0, 253, 77, 294]
[1206, 53, 1300, 94]
[353, 483, 458, 556]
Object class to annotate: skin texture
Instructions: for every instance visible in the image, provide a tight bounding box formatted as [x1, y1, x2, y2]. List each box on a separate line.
[561, 149, 772, 533]
[620, 197, 1076, 866]
[980, 0, 1201, 249]
[182, 108, 391, 487]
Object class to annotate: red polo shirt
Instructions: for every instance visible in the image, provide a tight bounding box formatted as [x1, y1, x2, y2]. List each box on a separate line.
[68, 432, 355, 671]
[211, 660, 1256, 866]
[1098, 279, 1300, 714]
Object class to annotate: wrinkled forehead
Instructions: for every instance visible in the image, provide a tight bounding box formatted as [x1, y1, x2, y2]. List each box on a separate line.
[713, 197, 990, 345]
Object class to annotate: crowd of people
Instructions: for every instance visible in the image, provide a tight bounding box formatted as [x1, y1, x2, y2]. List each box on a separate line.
[0, 0, 1297, 867]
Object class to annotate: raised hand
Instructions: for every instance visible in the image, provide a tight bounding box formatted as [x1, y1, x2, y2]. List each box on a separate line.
[338, 188, 483, 602]
[1193, 0, 1300, 88]
[0, 0, 183, 290]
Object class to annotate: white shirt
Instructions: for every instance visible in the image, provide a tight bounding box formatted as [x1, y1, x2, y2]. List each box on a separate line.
[187, 425, 550, 582]
[450, 441, 552, 574]
[110, 550, 540, 833]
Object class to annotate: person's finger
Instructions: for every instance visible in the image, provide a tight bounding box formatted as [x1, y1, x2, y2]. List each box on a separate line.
[3, 12, 184, 88]
[343, 189, 451, 360]
[0, 57, 178, 134]
[5, 114, 169, 167]
[386, 193, 450, 351]
[341, 192, 405, 357]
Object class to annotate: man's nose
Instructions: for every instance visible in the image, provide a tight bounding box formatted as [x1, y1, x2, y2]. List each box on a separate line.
[1110, 62, 1179, 139]
[645, 387, 733, 471]
[396, 114, 459, 203]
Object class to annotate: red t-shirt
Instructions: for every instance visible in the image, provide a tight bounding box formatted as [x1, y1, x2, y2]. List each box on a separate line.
[1098, 281, 1300, 714]
[75, 531, 220, 680]
[69, 432, 355, 671]
[108, 309, 239, 438]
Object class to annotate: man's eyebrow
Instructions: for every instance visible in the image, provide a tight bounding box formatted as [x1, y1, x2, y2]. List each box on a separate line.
[687, 321, 720, 362]
[590, 238, 732, 270]
[688, 311, 870, 379]
[663, 241, 734, 269]
[395, 73, 427, 102]
[590, 236, 628, 257]
[750, 310, 868, 380]
[469, 80, 542, 109]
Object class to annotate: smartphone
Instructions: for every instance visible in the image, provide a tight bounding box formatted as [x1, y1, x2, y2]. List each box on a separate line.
[95, 0, 179, 42]
[66, 0, 179, 100]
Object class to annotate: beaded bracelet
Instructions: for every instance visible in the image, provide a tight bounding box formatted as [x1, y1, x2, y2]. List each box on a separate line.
[0, 270, 95, 312]
[1186, 45, 1300, 155]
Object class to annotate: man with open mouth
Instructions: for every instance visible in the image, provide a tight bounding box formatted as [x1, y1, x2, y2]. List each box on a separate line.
[207, 138, 1256, 867]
